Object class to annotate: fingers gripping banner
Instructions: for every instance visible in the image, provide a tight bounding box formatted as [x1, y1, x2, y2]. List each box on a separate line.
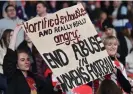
[22, 3, 114, 92]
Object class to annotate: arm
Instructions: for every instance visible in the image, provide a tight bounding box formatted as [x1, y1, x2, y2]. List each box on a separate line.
[116, 68, 131, 93]
[3, 48, 17, 82]
[3, 25, 22, 82]
[9, 25, 22, 51]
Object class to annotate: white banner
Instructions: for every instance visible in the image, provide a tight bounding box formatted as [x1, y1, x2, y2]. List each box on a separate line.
[22, 3, 114, 92]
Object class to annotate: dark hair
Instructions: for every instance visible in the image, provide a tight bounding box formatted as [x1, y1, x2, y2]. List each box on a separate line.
[16, 49, 30, 60]
[102, 19, 114, 31]
[0, 29, 13, 48]
[97, 79, 122, 94]
[36, 1, 47, 8]
[5, 5, 16, 12]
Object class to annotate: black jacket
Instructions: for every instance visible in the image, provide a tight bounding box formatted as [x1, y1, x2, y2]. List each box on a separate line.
[3, 48, 56, 94]
[116, 31, 128, 66]
[116, 68, 131, 93]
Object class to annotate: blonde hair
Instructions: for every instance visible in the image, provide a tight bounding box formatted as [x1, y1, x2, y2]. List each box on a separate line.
[102, 36, 119, 46]
[102, 36, 119, 59]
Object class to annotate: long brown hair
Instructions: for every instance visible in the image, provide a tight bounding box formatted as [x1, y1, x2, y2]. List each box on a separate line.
[0, 29, 13, 48]
[97, 79, 122, 94]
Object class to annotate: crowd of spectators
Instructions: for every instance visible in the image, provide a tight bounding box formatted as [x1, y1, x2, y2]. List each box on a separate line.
[0, 1, 133, 94]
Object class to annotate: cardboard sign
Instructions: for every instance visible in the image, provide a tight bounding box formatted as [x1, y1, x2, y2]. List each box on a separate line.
[22, 3, 114, 92]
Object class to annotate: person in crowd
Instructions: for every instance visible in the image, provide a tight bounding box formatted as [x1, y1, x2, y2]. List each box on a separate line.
[122, 22, 133, 53]
[17, 32, 47, 81]
[17, 1, 28, 20]
[117, 30, 129, 66]
[2, 1, 16, 18]
[3, 25, 56, 94]
[123, 22, 133, 39]
[93, 36, 131, 94]
[101, 1, 113, 17]
[48, 1, 57, 13]
[111, 1, 128, 32]
[96, 79, 122, 94]
[86, 1, 96, 22]
[36, 1, 48, 17]
[2, 1, 27, 20]
[0, 29, 13, 94]
[102, 19, 128, 66]
[0, 5, 24, 48]
[25, 1, 37, 19]
[92, 1, 102, 22]
[101, 19, 117, 39]
[95, 11, 107, 31]
[17, 33, 37, 74]
[0, 29, 13, 74]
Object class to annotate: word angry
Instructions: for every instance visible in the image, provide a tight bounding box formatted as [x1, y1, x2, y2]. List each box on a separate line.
[54, 29, 80, 46]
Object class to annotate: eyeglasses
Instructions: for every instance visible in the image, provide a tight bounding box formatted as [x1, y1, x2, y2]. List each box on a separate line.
[7, 9, 15, 12]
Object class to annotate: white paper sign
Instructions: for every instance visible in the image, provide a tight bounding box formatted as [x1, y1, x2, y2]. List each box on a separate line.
[22, 3, 114, 92]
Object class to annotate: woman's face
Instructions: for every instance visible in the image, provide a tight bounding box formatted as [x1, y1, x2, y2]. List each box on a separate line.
[105, 39, 118, 56]
[17, 52, 31, 71]
[105, 28, 113, 36]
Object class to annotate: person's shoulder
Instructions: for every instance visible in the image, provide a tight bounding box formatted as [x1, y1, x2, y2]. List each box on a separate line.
[0, 18, 7, 22]
[16, 17, 24, 23]
[0, 18, 13, 25]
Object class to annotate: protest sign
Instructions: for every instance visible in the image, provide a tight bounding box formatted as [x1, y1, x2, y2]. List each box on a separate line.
[22, 3, 114, 92]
